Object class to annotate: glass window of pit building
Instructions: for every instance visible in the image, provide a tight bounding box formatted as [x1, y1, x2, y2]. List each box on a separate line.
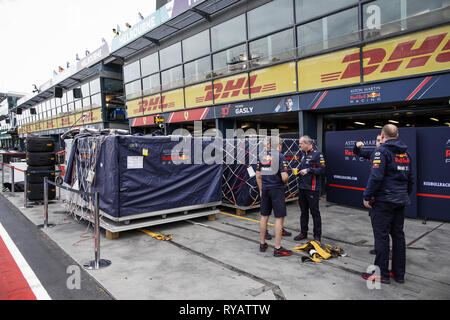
[160, 42, 182, 70]
[141, 52, 159, 77]
[125, 79, 142, 99]
[142, 73, 160, 95]
[81, 82, 90, 98]
[249, 29, 295, 66]
[184, 56, 211, 84]
[182, 29, 210, 62]
[211, 14, 246, 52]
[161, 65, 183, 90]
[362, 0, 450, 40]
[248, 0, 294, 39]
[123, 61, 141, 84]
[213, 44, 247, 76]
[83, 97, 91, 109]
[91, 93, 102, 108]
[297, 6, 359, 56]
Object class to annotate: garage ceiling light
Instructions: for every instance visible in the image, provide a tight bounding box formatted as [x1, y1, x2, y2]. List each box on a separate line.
[388, 120, 399, 124]
[354, 121, 365, 125]
[430, 118, 439, 122]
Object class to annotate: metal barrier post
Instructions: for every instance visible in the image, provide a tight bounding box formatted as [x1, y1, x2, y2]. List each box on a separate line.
[37, 177, 55, 229]
[11, 166, 15, 194]
[1, 163, 4, 191]
[83, 192, 111, 270]
[22, 170, 30, 208]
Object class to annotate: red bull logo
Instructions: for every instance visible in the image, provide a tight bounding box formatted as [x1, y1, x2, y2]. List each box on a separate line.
[345, 149, 355, 156]
[367, 92, 381, 98]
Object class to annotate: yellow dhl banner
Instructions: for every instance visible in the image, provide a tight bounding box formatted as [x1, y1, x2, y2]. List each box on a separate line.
[60, 115, 71, 128]
[47, 119, 56, 130]
[298, 25, 450, 91]
[185, 81, 211, 109]
[362, 25, 450, 82]
[142, 93, 163, 116]
[211, 73, 250, 104]
[127, 98, 143, 118]
[53, 117, 60, 129]
[72, 112, 83, 125]
[37, 122, 45, 131]
[90, 108, 102, 123]
[83, 108, 102, 124]
[69, 114, 77, 126]
[162, 88, 185, 113]
[250, 62, 297, 99]
[298, 47, 361, 91]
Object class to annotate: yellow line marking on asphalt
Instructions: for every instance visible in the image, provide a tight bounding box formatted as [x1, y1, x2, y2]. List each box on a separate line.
[218, 211, 274, 227]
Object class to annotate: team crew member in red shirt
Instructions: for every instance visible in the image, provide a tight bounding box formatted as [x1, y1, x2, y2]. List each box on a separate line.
[294, 135, 326, 242]
[256, 137, 292, 257]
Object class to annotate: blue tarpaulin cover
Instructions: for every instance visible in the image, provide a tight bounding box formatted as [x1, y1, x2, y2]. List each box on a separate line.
[66, 135, 223, 218]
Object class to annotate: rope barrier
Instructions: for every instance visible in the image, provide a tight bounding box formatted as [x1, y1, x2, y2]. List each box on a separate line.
[46, 179, 92, 197]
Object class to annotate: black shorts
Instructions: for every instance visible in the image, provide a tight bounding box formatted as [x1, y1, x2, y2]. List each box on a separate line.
[260, 188, 286, 218]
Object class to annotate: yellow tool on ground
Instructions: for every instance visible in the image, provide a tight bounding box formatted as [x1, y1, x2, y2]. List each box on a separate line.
[293, 240, 345, 263]
[139, 229, 173, 241]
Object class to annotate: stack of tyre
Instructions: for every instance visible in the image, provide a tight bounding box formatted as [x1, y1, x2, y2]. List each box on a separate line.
[26, 136, 56, 201]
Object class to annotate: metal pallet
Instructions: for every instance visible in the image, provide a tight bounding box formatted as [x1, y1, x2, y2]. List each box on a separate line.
[69, 202, 220, 233]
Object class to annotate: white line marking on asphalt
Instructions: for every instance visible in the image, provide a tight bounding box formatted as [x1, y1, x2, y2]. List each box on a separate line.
[0, 222, 52, 300]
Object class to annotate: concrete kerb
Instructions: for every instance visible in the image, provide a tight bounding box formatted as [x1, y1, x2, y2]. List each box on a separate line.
[1, 187, 450, 300]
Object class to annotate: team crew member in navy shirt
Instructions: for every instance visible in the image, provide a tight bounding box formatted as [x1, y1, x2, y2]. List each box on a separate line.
[353, 134, 382, 161]
[256, 137, 292, 257]
[361, 124, 414, 284]
[354, 134, 382, 255]
[294, 135, 326, 242]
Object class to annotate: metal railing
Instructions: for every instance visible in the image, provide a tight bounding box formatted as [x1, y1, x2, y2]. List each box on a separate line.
[40, 177, 111, 270]
[0, 164, 111, 271]
[0, 162, 25, 194]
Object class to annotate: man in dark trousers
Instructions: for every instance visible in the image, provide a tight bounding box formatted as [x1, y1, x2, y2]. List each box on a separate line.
[293, 135, 326, 242]
[354, 134, 382, 255]
[256, 137, 292, 257]
[361, 124, 414, 284]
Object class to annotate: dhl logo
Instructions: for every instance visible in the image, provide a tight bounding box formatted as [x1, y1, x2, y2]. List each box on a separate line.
[138, 95, 176, 113]
[61, 118, 70, 126]
[196, 75, 276, 103]
[321, 32, 450, 82]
